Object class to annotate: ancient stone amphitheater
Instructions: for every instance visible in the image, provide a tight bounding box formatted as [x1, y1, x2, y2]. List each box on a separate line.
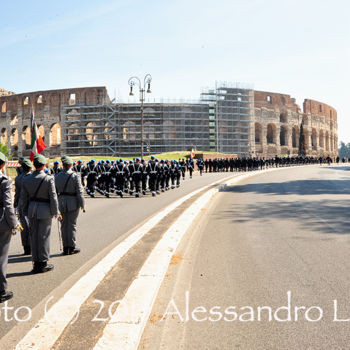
[0, 86, 338, 159]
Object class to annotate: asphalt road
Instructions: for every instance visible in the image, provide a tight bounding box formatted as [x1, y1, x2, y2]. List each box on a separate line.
[140, 165, 350, 350]
[0, 171, 234, 342]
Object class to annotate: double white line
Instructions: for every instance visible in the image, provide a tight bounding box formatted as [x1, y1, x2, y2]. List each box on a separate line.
[16, 168, 287, 349]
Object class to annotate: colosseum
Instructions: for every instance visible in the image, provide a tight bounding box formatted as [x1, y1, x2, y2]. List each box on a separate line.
[0, 84, 338, 159]
[252, 90, 338, 158]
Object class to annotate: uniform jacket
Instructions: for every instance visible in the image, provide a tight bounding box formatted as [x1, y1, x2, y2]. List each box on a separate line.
[0, 172, 18, 231]
[55, 169, 85, 213]
[14, 171, 31, 209]
[21, 170, 59, 219]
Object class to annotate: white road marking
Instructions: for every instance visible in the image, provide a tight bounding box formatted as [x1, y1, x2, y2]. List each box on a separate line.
[14, 175, 237, 350]
[15, 166, 307, 350]
[93, 172, 260, 350]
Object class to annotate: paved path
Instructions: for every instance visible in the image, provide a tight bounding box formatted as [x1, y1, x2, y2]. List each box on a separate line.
[1, 172, 233, 343]
[140, 165, 350, 350]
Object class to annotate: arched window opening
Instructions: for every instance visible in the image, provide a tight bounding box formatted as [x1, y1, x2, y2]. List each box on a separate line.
[22, 126, 31, 149]
[292, 126, 299, 148]
[23, 96, 29, 106]
[1, 128, 7, 145]
[1, 102, 6, 113]
[280, 113, 288, 123]
[255, 123, 262, 143]
[280, 126, 288, 146]
[122, 121, 136, 141]
[50, 123, 61, 146]
[10, 128, 18, 149]
[266, 124, 276, 144]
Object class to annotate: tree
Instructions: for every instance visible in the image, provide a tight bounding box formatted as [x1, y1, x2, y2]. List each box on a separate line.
[0, 143, 12, 159]
[338, 141, 350, 158]
[298, 123, 307, 157]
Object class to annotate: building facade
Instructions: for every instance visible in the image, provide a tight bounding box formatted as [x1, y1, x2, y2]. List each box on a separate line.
[0, 84, 338, 159]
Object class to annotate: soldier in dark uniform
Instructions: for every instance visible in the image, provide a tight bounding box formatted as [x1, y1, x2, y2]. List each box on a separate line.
[0, 152, 19, 303]
[50, 160, 62, 175]
[174, 160, 181, 187]
[158, 159, 167, 192]
[204, 159, 209, 173]
[14, 158, 33, 255]
[140, 159, 148, 195]
[146, 156, 159, 197]
[21, 154, 59, 274]
[197, 158, 204, 176]
[113, 159, 129, 198]
[130, 158, 143, 197]
[164, 159, 171, 190]
[55, 156, 85, 255]
[179, 158, 186, 180]
[73, 160, 85, 188]
[84, 159, 98, 198]
[16, 157, 25, 176]
[187, 158, 194, 178]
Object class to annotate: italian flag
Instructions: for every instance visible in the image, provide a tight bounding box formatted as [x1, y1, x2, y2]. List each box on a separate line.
[190, 148, 195, 159]
[30, 108, 46, 161]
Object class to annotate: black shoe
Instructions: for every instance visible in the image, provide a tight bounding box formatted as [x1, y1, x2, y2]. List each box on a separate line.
[142, 190, 146, 195]
[68, 247, 81, 255]
[62, 247, 69, 255]
[152, 192, 156, 197]
[105, 192, 110, 198]
[0, 290, 13, 303]
[119, 192, 123, 198]
[40, 262, 54, 273]
[135, 193, 139, 198]
[32, 262, 54, 274]
[23, 246, 31, 255]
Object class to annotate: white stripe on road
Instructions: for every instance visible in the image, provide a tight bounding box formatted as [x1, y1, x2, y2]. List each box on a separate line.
[93, 172, 259, 350]
[14, 175, 237, 350]
[15, 166, 305, 349]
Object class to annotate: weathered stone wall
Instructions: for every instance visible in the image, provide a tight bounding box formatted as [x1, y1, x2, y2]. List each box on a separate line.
[0, 87, 109, 158]
[252, 91, 338, 158]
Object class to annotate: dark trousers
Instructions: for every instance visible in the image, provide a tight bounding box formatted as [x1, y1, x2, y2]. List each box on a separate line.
[30, 218, 52, 263]
[132, 174, 141, 193]
[115, 175, 125, 192]
[149, 174, 157, 192]
[0, 231, 11, 291]
[87, 174, 97, 194]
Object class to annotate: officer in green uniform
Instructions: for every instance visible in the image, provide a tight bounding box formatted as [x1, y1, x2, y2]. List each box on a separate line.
[14, 158, 33, 255]
[55, 156, 85, 255]
[21, 154, 59, 273]
[0, 152, 18, 302]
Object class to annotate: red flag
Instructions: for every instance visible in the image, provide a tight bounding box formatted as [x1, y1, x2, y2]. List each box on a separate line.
[30, 108, 46, 161]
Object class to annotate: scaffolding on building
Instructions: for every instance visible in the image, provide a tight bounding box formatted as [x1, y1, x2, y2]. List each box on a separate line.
[62, 102, 210, 157]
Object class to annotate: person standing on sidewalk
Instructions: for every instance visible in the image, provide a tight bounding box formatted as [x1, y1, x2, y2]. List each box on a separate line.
[55, 156, 85, 255]
[14, 158, 33, 255]
[0, 152, 19, 302]
[21, 154, 59, 274]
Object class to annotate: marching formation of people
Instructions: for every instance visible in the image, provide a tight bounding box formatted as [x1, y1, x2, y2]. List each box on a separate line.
[67, 156, 195, 199]
[63, 155, 333, 200]
[0, 152, 336, 303]
[0, 153, 85, 303]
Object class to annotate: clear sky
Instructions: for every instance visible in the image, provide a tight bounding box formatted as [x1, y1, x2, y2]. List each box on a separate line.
[1, 0, 349, 143]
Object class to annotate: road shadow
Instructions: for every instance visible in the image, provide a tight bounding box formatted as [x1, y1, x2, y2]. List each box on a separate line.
[219, 179, 350, 196]
[7, 271, 33, 278]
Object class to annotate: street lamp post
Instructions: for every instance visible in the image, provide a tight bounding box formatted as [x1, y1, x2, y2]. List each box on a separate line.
[128, 74, 152, 158]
